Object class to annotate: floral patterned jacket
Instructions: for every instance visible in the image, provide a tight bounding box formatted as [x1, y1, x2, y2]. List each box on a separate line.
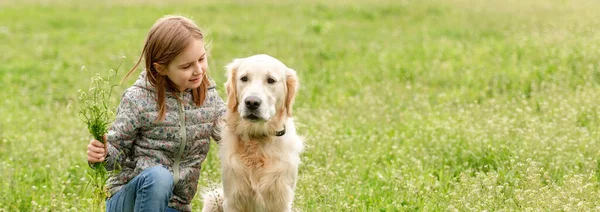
[104, 71, 225, 211]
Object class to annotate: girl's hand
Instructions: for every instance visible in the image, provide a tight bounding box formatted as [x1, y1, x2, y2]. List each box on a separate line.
[87, 135, 108, 163]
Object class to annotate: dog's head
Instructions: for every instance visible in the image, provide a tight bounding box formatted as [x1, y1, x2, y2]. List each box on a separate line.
[225, 54, 298, 126]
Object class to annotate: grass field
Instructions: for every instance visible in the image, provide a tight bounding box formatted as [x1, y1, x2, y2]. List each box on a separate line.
[2, 0, 600, 211]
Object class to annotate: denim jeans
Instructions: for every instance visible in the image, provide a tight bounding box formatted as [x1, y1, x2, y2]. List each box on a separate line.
[106, 166, 180, 212]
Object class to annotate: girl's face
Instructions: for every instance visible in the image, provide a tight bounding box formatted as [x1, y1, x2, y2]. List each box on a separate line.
[157, 38, 207, 91]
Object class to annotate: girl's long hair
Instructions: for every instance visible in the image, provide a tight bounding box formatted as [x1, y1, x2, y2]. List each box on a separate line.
[122, 15, 210, 122]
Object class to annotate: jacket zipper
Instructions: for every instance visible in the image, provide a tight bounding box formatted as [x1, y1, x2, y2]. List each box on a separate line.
[173, 93, 187, 183]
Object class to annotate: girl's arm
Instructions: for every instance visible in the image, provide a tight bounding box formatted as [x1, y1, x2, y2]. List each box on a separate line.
[209, 84, 227, 144]
[104, 91, 141, 171]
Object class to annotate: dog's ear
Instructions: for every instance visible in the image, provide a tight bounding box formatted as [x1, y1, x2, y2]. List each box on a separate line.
[285, 68, 299, 117]
[225, 59, 243, 112]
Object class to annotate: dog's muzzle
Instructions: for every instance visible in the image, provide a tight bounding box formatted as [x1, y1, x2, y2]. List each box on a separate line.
[243, 96, 263, 121]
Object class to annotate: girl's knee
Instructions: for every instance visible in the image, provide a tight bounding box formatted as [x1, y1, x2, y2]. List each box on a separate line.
[144, 166, 174, 190]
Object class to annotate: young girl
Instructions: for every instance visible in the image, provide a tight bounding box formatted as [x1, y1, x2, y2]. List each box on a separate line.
[86, 15, 226, 212]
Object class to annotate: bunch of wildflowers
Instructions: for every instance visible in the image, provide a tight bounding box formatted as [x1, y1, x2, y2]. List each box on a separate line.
[77, 57, 124, 210]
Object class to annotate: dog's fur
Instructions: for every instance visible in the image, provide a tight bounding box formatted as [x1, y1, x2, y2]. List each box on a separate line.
[203, 54, 304, 212]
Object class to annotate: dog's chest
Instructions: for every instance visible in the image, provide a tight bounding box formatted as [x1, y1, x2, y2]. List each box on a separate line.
[236, 139, 270, 169]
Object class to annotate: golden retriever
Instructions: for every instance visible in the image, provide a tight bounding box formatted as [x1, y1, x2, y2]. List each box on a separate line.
[203, 54, 304, 212]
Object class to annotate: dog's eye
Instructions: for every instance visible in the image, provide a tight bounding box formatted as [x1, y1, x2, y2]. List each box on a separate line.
[240, 76, 248, 82]
[267, 78, 276, 84]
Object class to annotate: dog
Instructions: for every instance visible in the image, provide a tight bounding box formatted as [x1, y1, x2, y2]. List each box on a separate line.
[203, 54, 304, 212]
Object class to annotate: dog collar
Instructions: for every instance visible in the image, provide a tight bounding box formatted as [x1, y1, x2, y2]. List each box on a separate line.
[275, 125, 286, 137]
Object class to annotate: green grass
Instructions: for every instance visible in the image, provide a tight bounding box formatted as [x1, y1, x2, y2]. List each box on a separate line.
[2, 0, 600, 211]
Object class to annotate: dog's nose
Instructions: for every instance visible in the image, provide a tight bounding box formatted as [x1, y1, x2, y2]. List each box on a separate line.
[245, 96, 261, 110]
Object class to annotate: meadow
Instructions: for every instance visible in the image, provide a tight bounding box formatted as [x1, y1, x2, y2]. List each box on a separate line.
[2, 0, 600, 211]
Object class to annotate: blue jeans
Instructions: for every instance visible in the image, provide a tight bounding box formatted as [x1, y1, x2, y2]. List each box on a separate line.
[106, 166, 180, 212]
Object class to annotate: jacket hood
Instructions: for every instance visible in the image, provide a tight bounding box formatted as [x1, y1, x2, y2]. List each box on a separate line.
[131, 70, 217, 94]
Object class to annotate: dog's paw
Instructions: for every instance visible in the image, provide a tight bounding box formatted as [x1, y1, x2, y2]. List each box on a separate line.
[201, 187, 224, 212]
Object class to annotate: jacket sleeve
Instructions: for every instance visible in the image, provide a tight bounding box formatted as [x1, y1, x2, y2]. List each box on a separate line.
[104, 90, 141, 171]
[209, 83, 227, 144]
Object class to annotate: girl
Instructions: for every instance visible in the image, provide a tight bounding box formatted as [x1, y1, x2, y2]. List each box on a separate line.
[86, 15, 225, 212]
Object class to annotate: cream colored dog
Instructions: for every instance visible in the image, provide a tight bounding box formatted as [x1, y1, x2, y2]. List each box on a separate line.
[203, 54, 304, 212]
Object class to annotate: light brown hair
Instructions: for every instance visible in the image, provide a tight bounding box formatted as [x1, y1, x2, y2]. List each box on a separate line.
[123, 15, 210, 121]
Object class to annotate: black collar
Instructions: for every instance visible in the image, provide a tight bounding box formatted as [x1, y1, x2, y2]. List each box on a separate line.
[275, 125, 286, 137]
